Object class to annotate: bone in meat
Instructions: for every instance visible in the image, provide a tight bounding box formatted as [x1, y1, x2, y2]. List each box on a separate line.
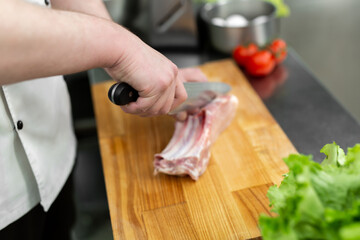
[154, 95, 238, 180]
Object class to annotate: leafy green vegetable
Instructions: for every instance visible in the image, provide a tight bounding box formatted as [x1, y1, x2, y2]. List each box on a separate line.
[264, 0, 290, 18]
[259, 142, 360, 240]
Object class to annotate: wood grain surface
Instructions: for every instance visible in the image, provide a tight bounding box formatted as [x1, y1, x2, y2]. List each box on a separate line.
[91, 59, 297, 240]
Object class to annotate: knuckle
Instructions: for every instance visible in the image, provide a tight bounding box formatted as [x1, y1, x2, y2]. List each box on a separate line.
[170, 63, 178, 77]
[156, 63, 179, 92]
[165, 63, 179, 82]
[158, 78, 170, 91]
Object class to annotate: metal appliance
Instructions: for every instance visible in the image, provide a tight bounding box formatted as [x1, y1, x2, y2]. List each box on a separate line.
[148, 0, 198, 48]
[123, 0, 199, 49]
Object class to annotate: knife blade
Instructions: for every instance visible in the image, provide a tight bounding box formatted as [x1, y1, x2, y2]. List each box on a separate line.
[108, 82, 231, 114]
[169, 82, 231, 114]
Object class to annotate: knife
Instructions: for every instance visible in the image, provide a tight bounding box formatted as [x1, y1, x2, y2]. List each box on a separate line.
[108, 82, 231, 114]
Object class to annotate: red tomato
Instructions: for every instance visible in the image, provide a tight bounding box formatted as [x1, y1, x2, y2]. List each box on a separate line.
[268, 38, 287, 64]
[245, 50, 276, 77]
[232, 43, 258, 66]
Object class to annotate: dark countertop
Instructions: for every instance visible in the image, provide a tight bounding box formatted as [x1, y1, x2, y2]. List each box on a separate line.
[260, 50, 360, 161]
[89, 47, 360, 162]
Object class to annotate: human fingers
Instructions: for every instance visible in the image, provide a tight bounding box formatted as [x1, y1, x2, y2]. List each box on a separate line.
[119, 64, 178, 116]
[119, 94, 158, 116]
[157, 82, 177, 116]
[179, 68, 208, 83]
[170, 72, 187, 112]
[141, 79, 176, 117]
[174, 111, 187, 121]
[121, 76, 177, 117]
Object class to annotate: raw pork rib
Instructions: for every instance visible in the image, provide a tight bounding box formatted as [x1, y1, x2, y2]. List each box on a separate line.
[154, 95, 238, 180]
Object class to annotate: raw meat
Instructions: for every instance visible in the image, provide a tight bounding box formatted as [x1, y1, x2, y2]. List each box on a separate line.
[154, 95, 238, 180]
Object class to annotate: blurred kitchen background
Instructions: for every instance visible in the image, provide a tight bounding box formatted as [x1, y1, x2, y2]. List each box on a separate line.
[65, 0, 360, 239]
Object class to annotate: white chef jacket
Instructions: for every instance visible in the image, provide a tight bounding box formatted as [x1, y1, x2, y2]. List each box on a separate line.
[0, 0, 77, 230]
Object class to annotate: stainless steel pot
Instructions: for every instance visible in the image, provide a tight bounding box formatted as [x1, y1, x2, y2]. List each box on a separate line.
[200, 0, 279, 54]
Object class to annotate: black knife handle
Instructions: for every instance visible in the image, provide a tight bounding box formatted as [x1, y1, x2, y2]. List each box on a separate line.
[108, 82, 139, 106]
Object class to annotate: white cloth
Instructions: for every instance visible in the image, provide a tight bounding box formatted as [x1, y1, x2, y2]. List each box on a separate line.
[0, 76, 77, 230]
[0, 0, 77, 230]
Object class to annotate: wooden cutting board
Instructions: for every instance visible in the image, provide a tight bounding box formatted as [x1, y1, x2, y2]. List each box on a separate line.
[91, 59, 297, 240]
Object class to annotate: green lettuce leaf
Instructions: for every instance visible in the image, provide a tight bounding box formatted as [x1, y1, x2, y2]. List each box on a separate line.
[259, 143, 360, 240]
[321, 142, 346, 167]
[264, 0, 290, 18]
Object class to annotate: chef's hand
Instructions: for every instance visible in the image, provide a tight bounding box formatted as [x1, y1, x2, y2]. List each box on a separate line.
[174, 68, 209, 121]
[106, 39, 187, 117]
